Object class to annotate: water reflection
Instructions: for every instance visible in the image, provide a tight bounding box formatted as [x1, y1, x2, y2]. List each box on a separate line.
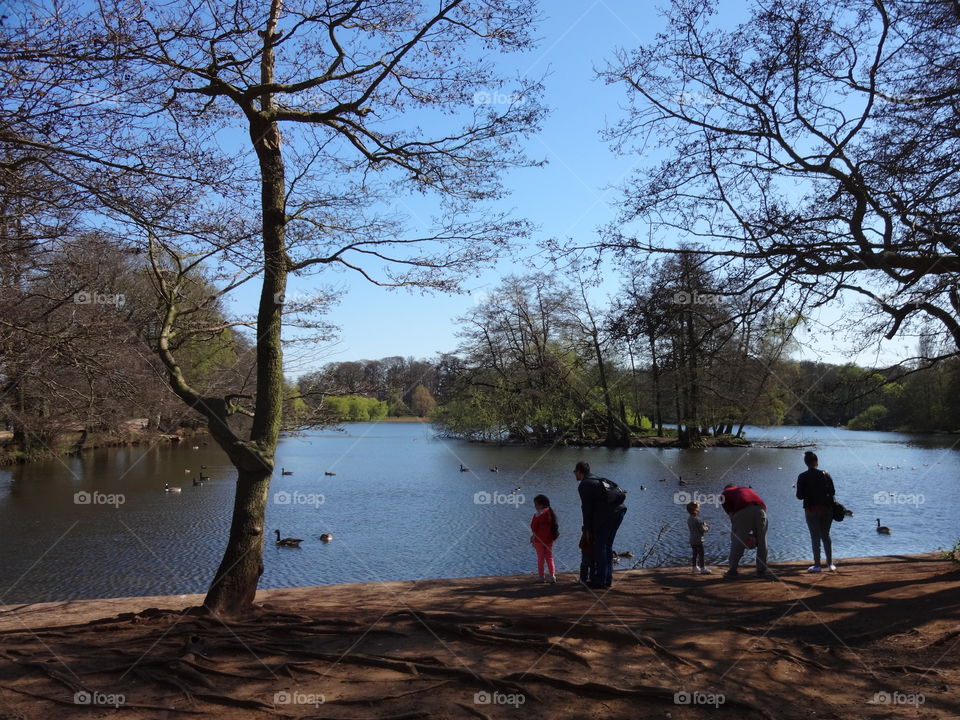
[0, 423, 957, 603]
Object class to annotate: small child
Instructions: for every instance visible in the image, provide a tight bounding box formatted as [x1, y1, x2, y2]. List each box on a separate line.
[531, 494, 559, 583]
[687, 501, 712, 575]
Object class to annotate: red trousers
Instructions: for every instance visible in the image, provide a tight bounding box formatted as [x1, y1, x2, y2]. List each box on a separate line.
[534, 539, 555, 576]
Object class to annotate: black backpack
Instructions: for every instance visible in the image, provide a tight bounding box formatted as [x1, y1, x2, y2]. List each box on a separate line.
[596, 477, 627, 506]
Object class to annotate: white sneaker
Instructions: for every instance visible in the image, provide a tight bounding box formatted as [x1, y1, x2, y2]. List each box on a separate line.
[548, 575, 557, 583]
[807, 565, 822, 573]
[700, 567, 713, 574]
[827, 564, 837, 572]
[692, 566, 700, 574]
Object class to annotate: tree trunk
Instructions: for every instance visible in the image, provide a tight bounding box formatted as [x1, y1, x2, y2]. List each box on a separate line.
[649, 334, 663, 436]
[203, 1, 286, 617]
[203, 467, 270, 615]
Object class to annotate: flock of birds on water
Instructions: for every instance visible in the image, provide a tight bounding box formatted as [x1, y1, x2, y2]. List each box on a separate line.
[164, 446, 337, 549]
[163, 449, 900, 556]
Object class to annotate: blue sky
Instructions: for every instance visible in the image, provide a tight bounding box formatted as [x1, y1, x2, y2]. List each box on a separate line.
[217, 1, 911, 377]
[255, 1, 669, 374]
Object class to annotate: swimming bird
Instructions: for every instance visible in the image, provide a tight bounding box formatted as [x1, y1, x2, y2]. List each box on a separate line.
[490, 466, 499, 472]
[192, 445, 199, 450]
[200, 465, 207, 469]
[324, 471, 336, 476]
[460, 464, 469, 472]
[164, 483, 182, 493]
[320, 533, 333, 542]
[617, 551, 634, 559]
[275, 529, 302, 547]
[281, 468, 293, 476]
[184, 468, 191, 474]
[639, 485, 645, 491]
[876, 519, 891, 535]
[192, 477, 204, 486]
[678, 477, 687, 486]
[199, 472, 211, 481]
[510, 486, 521, 494]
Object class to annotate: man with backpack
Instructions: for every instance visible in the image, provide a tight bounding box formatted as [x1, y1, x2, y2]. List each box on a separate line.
[575, 460, 627, 589]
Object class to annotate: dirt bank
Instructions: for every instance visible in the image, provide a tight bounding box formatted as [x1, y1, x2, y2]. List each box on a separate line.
[0, 554, 957, 719]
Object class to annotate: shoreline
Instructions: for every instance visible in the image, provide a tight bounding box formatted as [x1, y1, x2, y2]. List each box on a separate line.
[0, 553, 957, 719]
[5, 548, 949, 612]
[0, 552, 949, 629]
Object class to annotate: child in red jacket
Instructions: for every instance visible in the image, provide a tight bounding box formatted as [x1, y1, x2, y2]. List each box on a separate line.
[531, 494, 559, 583]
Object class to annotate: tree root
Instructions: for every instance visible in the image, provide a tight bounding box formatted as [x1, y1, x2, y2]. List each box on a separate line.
[388, 610, 591, 667]
[922, 628, 960, 649]
[454, 702, 492, 720]
[754, 647, 832, 670]
[323, 681, 450, 704]
[873, 664, 944, 676]
[0, 684, 202, 713]
[503, 672, 775, 720]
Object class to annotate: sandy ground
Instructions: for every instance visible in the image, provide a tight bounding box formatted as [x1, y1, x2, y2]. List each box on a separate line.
[0, 554, 957, 719]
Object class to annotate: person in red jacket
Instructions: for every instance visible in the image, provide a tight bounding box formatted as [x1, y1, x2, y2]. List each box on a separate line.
[530, 494, 559, 583]
[720, 484, 770, 578]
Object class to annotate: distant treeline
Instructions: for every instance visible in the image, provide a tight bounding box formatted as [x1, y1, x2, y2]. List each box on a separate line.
[296, 272, 960, 445]
[6, 237, 956, 461]
[295, 352, 960, 443]
[1, 235, 262, 462]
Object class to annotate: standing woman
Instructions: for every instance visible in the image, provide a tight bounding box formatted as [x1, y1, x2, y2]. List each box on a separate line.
[796, 451, 836, 572]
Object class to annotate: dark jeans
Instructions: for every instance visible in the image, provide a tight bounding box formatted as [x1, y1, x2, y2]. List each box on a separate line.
[579, 552, 592, 583]
[590, 507, 627, 587]
[805, 508, 833, 565]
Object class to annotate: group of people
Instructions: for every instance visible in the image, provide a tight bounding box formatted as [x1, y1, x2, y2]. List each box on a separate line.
[529, 451, 838, 584]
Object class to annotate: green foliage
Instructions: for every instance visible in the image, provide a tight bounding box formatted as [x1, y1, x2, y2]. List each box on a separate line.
[637, 416, 653, 430]
[846, 404, 888, 431]
[409, 385, 438, 418]
[323, 395, 388, 422]
[944, 541, 960, 566]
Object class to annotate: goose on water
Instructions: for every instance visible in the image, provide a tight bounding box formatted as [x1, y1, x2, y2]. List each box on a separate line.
[876, 518, 891, 535]
[275, 529, 302, 547]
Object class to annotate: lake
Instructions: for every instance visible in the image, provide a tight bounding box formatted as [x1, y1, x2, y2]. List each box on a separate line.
[1, 423, 957, 603]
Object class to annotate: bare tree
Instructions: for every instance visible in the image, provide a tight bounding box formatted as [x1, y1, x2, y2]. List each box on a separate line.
[3, 0, 543, 616]
[582, 0, 960, 365]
